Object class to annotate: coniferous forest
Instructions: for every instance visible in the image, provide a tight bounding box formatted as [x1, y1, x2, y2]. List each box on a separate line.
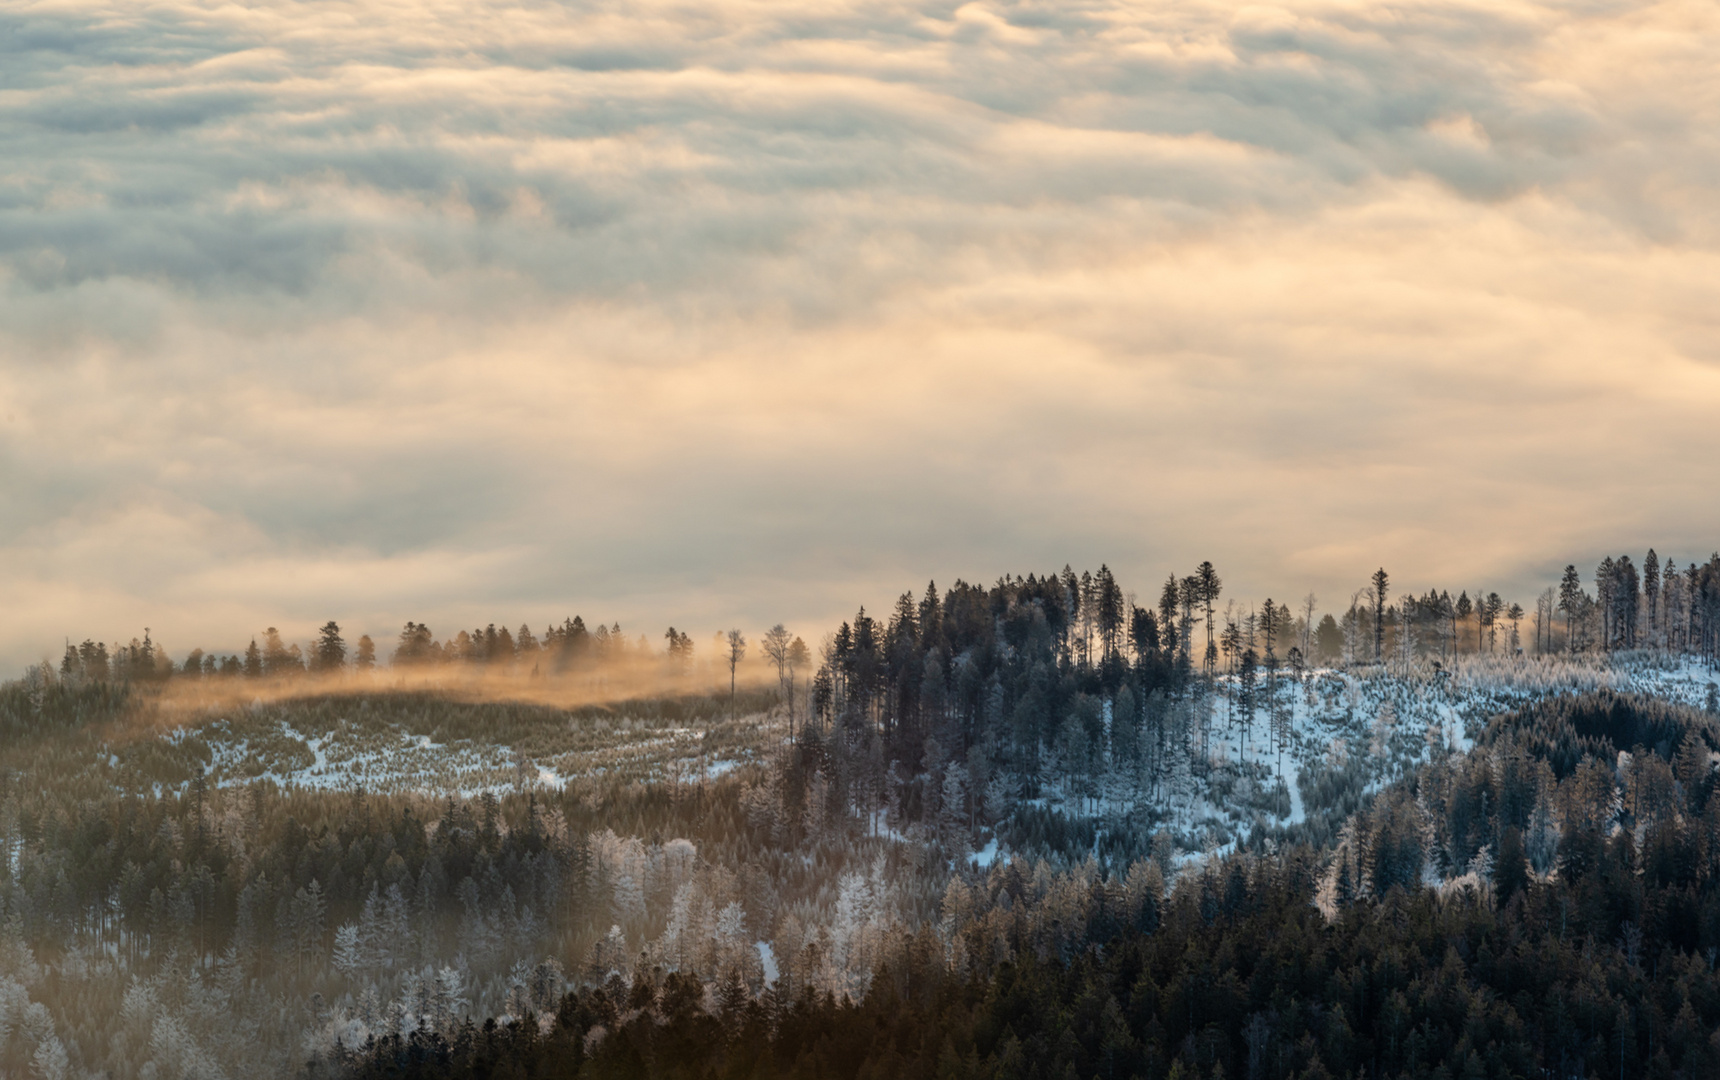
[2, 553, 1720, 1080]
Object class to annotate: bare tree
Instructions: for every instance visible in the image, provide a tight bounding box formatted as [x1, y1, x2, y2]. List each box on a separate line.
[762, 624, 792, 723]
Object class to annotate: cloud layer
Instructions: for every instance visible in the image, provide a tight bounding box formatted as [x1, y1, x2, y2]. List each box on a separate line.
[3, 0, 1718, 668]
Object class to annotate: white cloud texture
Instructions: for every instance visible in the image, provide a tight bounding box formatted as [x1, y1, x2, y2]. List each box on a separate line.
[2, 0, 1718, 667]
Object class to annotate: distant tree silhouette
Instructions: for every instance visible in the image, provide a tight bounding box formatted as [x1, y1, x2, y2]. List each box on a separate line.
[788, 635, 810, 735]
[1369, 568, 1389, 662]
[725, 629, 747, 722]
[1195, 561, 1222, 677]
[314, 621, 347, 672]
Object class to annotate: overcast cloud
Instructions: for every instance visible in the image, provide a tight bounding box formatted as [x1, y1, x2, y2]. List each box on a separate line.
[2, 0, 1718, 669]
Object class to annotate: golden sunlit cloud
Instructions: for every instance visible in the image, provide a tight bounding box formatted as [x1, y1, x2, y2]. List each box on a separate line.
[3, 0, 1718, 669]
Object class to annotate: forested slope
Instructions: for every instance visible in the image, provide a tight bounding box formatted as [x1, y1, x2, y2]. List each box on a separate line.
[340, 690, 1720, 1080]
[0, 553, 1715, 1079]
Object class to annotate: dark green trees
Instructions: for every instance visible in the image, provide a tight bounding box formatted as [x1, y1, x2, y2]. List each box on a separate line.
[1370, 567, 1389, 662]
[314, 621, 347, 672]
[1559, 565, 1583, 654]
[1315, 614, 1341, 660]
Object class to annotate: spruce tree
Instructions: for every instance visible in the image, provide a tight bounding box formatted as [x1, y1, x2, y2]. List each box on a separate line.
[1196, 562, 1222, 676]
[1158, 576, 1180, 663]
[726, 628, 747, 724]
[1370, 568, 1389, 662]
[1596, 556, 1617, 650]
[1644, 549, 1661, 648]
[1096, 565, 1123, 660]
[314, 621, 347, 672]
[1558, 566, 1583, 654]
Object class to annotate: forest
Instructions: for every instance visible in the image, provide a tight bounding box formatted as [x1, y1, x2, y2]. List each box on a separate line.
[0, 551, 1717, 1080]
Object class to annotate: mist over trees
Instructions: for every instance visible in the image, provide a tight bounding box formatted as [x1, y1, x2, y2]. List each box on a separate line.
[41, 549, 1720, 708]
[2, 548, 1719, 1080]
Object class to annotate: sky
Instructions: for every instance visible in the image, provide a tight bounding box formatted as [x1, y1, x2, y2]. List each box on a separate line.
[2, 0, 1719, 672]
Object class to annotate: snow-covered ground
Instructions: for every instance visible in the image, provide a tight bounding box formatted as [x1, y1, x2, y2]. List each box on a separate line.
[112, 654, 1718, 848]
[1016, 652, 1719, 861]
[183, 718, 534, 795]
[121, 705, 778, 798]
[970, 836, 1001, 868]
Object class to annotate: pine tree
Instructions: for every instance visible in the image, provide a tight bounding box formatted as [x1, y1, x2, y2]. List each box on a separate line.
[1691, 562, 1706, 658]
[918, 580, 943, 656]
[1558, 566, 1583, 654]
[314, 621, 347, 672]
[1237, 647, 1257, 763]
[1315, 614, 1341, 660]
[1057, 565, 1080, 660]
[1370, 569, 1389, 662]
[1196, 562, 1222, 677]
[726, 628, 747, 724]
[1334, 845, 1355, 908]
[1596, 557, 1617, 650]
[262, 627, 299, 676]
[1112, 684, 1139, 771]
[1644, 549, 1661, 648]
[1130, 607, 1159, 663]
[1662, 561, 1684, 651]
[1078, 569, 1095, 664]
[788, 636, 810, 735]
[1259, 599, 1279, 661]
[1615, 555, 1640, 649]
[1158, 576, 1181, 663]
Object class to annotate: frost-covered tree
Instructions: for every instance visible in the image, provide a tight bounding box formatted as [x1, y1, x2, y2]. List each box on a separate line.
[332, 924, 363, 978]
[32, 1033, 68, 1080]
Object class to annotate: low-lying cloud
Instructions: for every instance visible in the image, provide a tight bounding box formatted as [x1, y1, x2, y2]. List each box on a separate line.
[3, 0, 1718, 670]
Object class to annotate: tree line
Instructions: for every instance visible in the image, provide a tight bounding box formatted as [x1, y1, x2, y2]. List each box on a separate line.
[42, 551, 1720, 694]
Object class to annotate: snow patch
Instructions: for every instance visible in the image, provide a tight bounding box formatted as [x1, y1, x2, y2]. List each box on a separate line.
[971, 837, 1002, 868]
